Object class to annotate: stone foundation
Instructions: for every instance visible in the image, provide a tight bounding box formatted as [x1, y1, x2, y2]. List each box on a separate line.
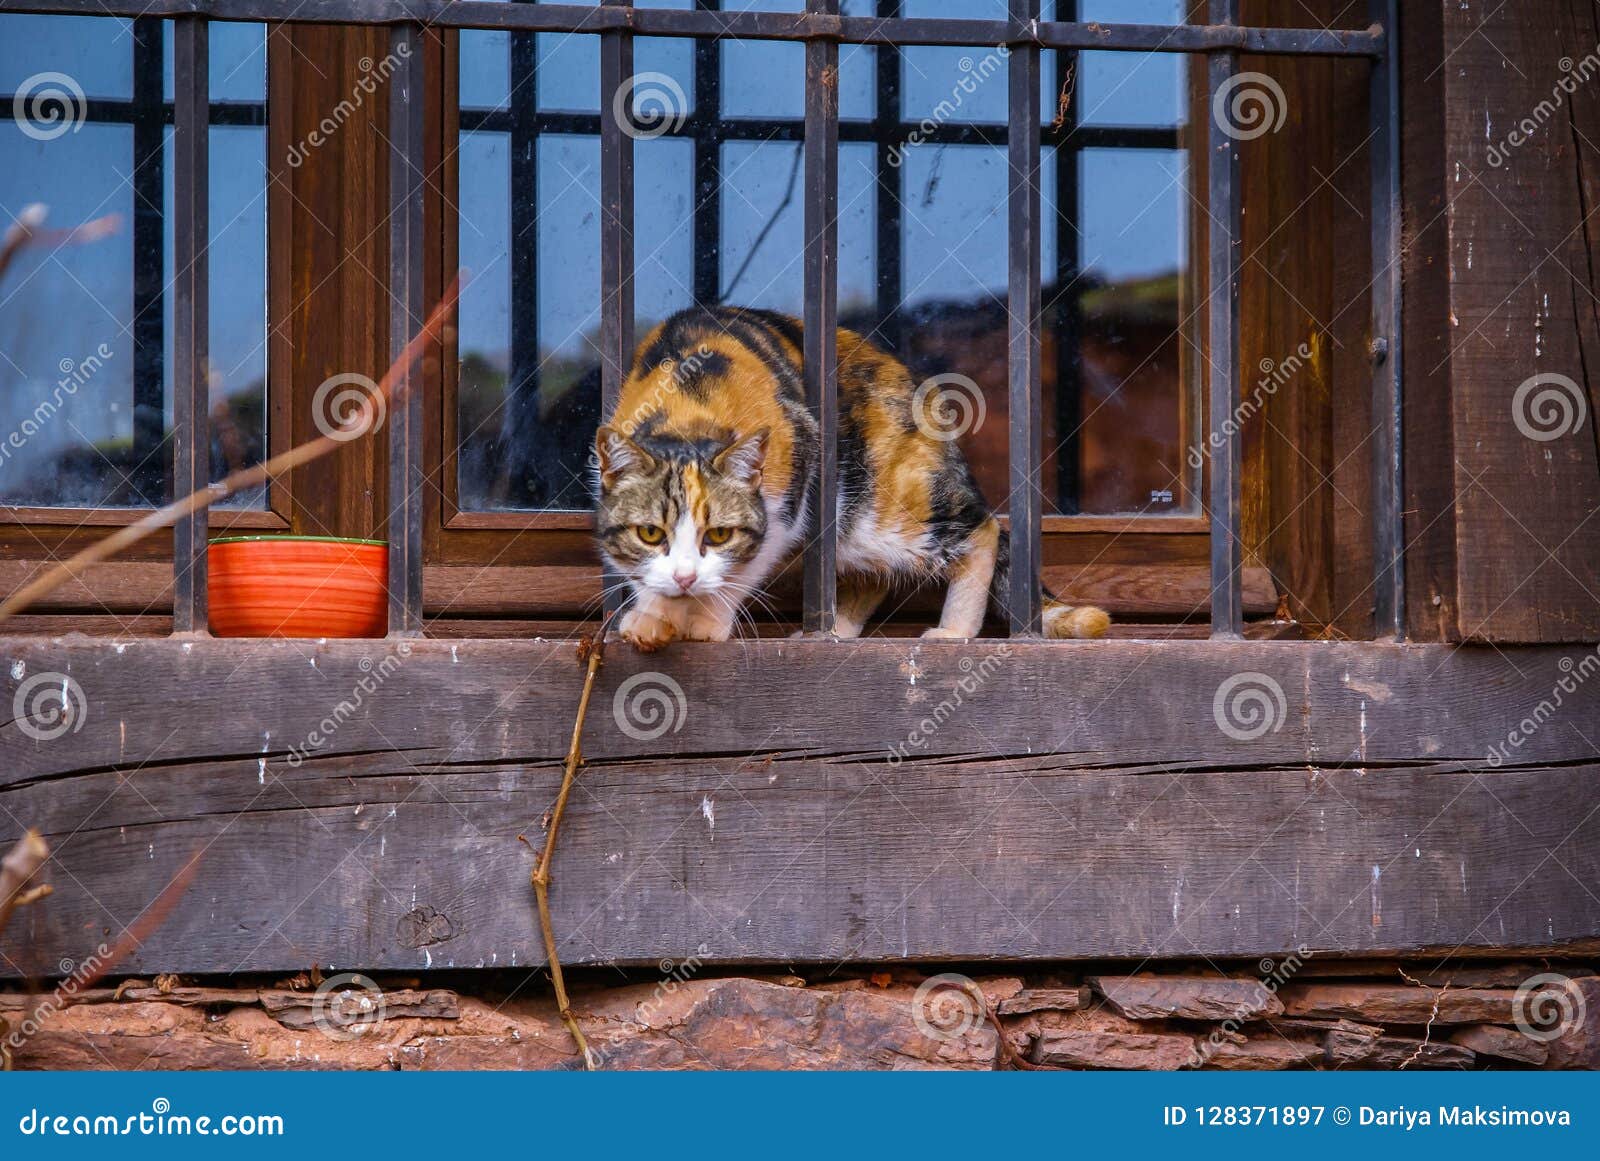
[4, 962, 1595, 1070]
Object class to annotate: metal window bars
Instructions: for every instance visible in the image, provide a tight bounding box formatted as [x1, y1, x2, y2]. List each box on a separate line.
[7, 0, 1401, 642]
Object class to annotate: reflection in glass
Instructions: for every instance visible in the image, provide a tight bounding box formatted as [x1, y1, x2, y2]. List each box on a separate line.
[0, 17, 268, 509]
[454, 4, 1195, 519]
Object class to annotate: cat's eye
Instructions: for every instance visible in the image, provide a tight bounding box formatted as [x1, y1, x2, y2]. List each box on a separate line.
[704, 527, 734, 547]
[636, 525, 666, 546]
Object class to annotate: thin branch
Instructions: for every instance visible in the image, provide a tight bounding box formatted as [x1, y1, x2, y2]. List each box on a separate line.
[0, 203, 120, 285]
[530, 610, 618, 1069]
[0, 830, 50, 1073]
[0, 831, 49, 947]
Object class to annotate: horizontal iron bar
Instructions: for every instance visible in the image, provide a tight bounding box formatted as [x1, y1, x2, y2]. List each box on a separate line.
[1, 0, 1386, 56]
[459, 107, 1177, 151]
[0, 95, 267, 126]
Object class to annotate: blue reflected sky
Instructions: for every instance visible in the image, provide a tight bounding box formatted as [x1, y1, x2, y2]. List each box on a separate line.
[0, 16, 266, 504]
[458, 6, 1188, 361]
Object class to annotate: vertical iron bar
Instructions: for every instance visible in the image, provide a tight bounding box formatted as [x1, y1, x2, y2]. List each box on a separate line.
[1369, 0, 1404, 639]
[802, 0, 840, 634]
[1206, 0, 1243, 637]
[1051, 0, 1081, 515]
[600, 1, 637, 615]
[508, 17, 540, 483]
[387, 23, 426, 635]
[1007, 0, 1043, 637]
[131, 17, 164, 504]
[693, 0, 721, 304]
[171, 16, 209, 635]
[873, 0, 902, 350]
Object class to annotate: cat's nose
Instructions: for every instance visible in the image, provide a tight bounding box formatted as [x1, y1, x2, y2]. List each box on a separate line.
[673, 568, 697, 592]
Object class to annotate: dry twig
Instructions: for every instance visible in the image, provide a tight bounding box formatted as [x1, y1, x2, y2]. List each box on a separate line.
[1, 831, 51, 1071]
[531, 611, 619, 1069]
[0, 204, 120, 286]
[962, 980, 1056, 1071]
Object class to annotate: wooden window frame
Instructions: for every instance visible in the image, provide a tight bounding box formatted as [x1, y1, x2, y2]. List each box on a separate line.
[425, 10, 1257, 629]
[0, 1, 1397, 642]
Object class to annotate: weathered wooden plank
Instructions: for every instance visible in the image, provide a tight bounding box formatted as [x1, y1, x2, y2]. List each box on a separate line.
[0, 638, 1597, 972]
[3, 637, 1598, 778]
[1427, 1, 1600, 641]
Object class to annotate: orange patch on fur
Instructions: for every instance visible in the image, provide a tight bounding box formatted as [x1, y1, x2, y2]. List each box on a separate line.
[681, 462, 710, 527]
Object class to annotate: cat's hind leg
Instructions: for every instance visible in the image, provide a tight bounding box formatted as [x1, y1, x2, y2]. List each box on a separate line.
[923, 516, 1000, 640]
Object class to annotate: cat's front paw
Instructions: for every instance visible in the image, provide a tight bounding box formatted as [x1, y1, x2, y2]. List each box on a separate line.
[619, 607, 680, 653]
[920, 626, 971, 641]
[679, 605, 734, 642]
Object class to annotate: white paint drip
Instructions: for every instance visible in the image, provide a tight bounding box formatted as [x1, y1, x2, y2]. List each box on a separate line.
[701, 795, 716, 835]
[8, 660, 22, 680]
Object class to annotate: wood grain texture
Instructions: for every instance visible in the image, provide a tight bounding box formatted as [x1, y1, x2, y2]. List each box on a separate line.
[1424, 0, 1600, 641]
[1, 636, 1597, 972]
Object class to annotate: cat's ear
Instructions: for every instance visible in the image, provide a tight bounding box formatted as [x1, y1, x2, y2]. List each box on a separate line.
[714, 428, 768, 490]
[595, 426, 652, 490]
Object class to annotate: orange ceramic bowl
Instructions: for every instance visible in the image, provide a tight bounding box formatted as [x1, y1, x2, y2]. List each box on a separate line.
[208, 536, 388, 638]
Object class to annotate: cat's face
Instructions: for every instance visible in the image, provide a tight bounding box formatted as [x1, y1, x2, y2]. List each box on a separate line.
[594, 426, 769, 599]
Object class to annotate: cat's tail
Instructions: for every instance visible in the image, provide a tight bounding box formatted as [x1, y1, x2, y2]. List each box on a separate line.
[990, 525, 1111, 639]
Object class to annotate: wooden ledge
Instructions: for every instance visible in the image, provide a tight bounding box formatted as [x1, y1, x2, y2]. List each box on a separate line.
[1, 636, 1597, 972]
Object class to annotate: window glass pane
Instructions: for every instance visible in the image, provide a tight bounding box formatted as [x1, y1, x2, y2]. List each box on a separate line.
[456, 133, 513, 511]
[903, 0, 1008, 126]
[0, 14, 133, 100]
[1071, 147, 1191, 515]
[537, 31, 597, 112]
[836, 141, 876, 324]
[722, 40, 801, 120]
[635, 36, 695, 119]
[1078, 0, 1186, 127]
[635, 137, 695, 325]
[460, 31, 510, 112]
[0, 18, 269, 510]
[0, 123, 138, 507]
[451, 7, 1193, 524]
[720, 141, 805, 311]
[201, 122, 269, 505]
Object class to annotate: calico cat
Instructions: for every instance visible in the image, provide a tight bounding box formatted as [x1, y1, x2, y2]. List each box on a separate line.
[594, 305, 1110, 650]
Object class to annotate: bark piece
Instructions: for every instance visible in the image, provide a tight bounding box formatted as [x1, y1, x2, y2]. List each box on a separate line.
[1546, 977, 1600, 1070]
[260, 987, 459, 1029]
[1034, 1029, 1200, 1071]
[997, 987, 1091, 1015]
[1355, 1036, 1476, 1069]
[1203, 1037, 1323, 1071]
[1448, 1024, 1547, 1066]
[1091, 974, 1284, 1021]
[1278, 983, 1515, 1024]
